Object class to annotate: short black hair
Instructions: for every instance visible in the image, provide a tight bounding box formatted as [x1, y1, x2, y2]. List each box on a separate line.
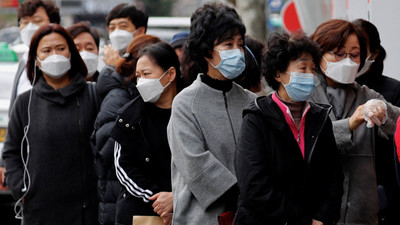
[106, 3, 148, 31]
[182, 3, 246, 83]
[67, 21, 100, 49]
[262, 32, 321, 90]
[18, 0, 60, 26]
[234, 36, 265, 91]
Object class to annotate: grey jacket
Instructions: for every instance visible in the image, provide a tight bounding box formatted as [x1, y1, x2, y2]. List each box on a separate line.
[309, 74, 400, 225]
[9, 60, 26, 116]
[167, 76, 256, 225]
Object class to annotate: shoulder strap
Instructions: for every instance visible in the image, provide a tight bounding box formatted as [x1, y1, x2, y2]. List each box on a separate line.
[87, 81, 100, 112]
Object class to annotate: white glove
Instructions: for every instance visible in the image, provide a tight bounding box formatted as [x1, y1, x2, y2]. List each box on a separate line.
[363, 99, 388, 128]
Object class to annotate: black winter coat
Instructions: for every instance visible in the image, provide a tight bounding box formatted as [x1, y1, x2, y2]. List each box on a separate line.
[110, 96, 172, 225]
[234, 96, 343, 225]
[90, 66, 133, 225]
[3, 73, 98, 225]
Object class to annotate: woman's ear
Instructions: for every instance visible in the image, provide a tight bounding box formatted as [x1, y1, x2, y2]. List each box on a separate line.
[167, 67, 176, 83]
[136, 26, 146, 36]
[274, 72, 282, 83]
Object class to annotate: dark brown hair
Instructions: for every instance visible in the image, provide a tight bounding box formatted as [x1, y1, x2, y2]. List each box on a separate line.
[67, 21, 100, 49]
[115, 34, 161, 81]
[27, 24, 87, 83]
[310, 19, 367, 70]
[18, 0, 60, 26]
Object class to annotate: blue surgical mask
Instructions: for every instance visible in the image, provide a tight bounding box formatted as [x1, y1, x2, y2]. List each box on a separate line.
[283, 72, 316, 102]
[210, 48, 245, 80]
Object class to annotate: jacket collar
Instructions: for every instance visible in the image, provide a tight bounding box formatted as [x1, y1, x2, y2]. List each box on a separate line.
[116, 95, 146, 130]
[311, 73, 357, 120]
[34, 73, 86, 105]
[96, 66, 126, 98]
[249, 95, 332, 163]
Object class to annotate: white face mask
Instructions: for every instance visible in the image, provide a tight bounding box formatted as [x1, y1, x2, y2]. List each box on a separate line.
[20, 22, 40, 47]
[356, 54, 375, 77]
[37, 54, 71, 79]
[80, 51, 98, 78]
[321, 56, 360, 84]
[109, 29, 135, 51]
[136, 69, 171, 103]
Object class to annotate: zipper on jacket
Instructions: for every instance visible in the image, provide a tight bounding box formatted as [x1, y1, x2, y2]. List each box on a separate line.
[307, 111, 329, 164]
[223, 92, 236, 145]
[77, 97, 88, 209]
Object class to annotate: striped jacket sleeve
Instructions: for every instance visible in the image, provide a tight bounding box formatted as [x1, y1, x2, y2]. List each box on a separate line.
[114, 141, 160, 202]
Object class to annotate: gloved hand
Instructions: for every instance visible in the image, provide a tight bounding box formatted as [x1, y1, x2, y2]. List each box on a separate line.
[363, 99, 387, 128]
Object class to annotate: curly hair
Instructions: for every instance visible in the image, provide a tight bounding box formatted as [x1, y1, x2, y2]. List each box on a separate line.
[262, 32, 321, 90]
[18, 0, 60, 26]
[182, 3, 246, 83]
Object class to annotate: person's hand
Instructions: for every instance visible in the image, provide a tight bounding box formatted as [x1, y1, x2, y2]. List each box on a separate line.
[349, 104, 365, 131]
[149, 192, 173, 217]
[161, 212, 172, 225]
[0, 166, 8, 191]
[311, 219, 323, 225]
[101, 44, 122, 66]
[363, 99, 387, 128]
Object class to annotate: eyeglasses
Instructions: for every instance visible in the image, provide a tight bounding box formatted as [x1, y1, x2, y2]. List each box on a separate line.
[328, 51, 360, 61]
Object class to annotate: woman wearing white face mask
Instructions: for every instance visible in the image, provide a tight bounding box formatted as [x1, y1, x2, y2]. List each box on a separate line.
[91, 34, 161, 225]
[167, 3, 256, 225]
[309, 19, 400, 225]
[3, 24, 98, 225]
[111, 42, 186, 225]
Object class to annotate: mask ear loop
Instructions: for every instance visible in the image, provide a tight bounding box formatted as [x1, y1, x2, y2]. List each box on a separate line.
[159, 67, 173, 89]
[245, 45, 259, 68]
[14, 60, 37, 220]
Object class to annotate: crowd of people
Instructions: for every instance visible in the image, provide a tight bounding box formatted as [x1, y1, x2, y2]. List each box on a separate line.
[0, 0, 400, 225]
